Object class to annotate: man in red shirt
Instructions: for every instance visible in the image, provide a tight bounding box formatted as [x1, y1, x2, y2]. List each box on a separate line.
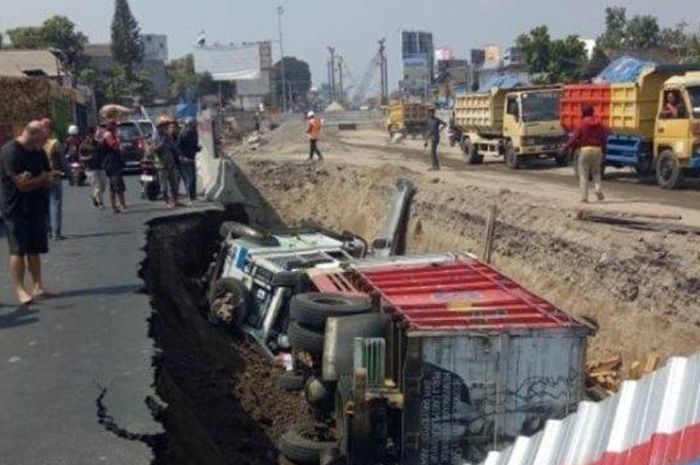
[563, 105, 608, 203]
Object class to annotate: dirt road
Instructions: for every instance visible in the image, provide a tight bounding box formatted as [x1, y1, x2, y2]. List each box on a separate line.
[230, 121, 700, 370]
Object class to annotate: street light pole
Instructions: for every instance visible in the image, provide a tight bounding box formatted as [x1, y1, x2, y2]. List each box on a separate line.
[277, 5, 287, 113]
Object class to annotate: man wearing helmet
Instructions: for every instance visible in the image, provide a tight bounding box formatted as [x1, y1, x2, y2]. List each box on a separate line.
[306, 111, 323, 161]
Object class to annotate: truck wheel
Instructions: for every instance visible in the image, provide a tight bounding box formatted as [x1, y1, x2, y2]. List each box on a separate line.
[278, 425, 339, 465]
[209, 278, 249, 327]
[656, 150, 684, 189]
[554, 152, 569, 167]
[290, 293, 372, 330]
[504, 143, 520, 169]
[635, 155, 653, 176]
[463, 140, 483, 165]
[287, 320, 325, 355]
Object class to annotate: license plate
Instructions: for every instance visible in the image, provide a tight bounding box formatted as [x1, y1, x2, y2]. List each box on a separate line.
[141, 175, 154, 182]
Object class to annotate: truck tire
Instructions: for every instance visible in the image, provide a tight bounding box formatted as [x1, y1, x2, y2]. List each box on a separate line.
[504, 142, 520, 169]
[209, 278, 249, 327]
[290, 293, 372, 330]
[463, 139, 483, 165]
[655, 150, 684, 189]
[278, 425, 339, 465]
[288, 320, 325, 355]
[278, 372, 306, 392]
[554, 152, 569, 167]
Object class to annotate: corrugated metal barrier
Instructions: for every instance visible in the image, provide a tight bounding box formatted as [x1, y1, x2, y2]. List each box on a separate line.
[474, 351, 700, 465]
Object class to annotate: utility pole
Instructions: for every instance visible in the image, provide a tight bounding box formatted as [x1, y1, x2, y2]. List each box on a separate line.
[327, 46, 336, 100]
[337, 56, 344, 103]
[277, 5, 287, 113]
[378, 38, 388, 104]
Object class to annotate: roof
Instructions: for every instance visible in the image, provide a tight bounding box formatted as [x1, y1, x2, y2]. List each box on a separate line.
[0, 49, 63, 77]
[311, 255, 584, 332]
[477, 351, 700, 465]
[478, 75, 528, 92]
[665, 71, 700, 88]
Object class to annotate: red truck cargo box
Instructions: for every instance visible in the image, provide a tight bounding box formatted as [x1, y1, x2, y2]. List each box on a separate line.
[311, 254, 582, 331]
[561, 84, 611, 132]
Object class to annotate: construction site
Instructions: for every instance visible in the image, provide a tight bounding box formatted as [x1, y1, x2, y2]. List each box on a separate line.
[1, 3, 700, 465]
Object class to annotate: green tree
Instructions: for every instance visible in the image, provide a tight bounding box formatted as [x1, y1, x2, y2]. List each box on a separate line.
[625, 15, 660, 49]
[111, 0, 143, 80]
[272, 57, 312, 104]
[516, 26, 551, 74]
[582, 46, 611, 80]
[548, 35, 587, 82]
[597, 6, 627, 50]
[79, 65, 153, 107]
[7, 27, 46, 49]
[166, 54, 217, 101]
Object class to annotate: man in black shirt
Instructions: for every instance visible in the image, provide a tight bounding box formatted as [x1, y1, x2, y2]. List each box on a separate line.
[424, 108, 447, 171]
[177, 118, 200, 202]
[0, 121, 52, 305]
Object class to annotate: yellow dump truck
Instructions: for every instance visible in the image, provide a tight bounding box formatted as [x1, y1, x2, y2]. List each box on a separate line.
[454, 86, 567, 168]
[385, 100, 431, 137]
[604, 67, 700, 189]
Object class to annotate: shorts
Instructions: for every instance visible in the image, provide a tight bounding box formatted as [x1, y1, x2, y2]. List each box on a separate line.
[109, 175, 126, 194]
[4, 215, 49, 256]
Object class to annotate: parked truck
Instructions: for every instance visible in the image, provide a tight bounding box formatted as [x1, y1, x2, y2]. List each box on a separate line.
[561, 66, 700, 189]
[385, 100, 431, 138]
[454, 86, 568, 169]
[277, 254, 589, 465]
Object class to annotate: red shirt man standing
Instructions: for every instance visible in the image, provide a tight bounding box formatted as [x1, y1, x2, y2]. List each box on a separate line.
[563, 105, 609, 203]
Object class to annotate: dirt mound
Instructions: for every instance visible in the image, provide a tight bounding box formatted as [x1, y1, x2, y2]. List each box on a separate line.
[234, 157, 700, 367]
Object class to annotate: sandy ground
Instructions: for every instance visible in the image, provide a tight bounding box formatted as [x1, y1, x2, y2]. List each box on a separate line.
[229, 121, 700, 371]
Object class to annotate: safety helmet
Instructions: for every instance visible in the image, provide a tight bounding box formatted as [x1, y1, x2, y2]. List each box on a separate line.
[68, 125, 79, 135]
[307, 111, 315, 118]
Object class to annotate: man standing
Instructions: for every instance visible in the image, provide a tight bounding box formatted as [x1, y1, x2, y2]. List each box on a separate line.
[41, 118, 65, 240]
[177, 118, 200, 203]
[563, 105, 608, 203]
[424, 108, 447, 171]
[155, 117, 183, 208]
[0, 121, 52, 305]
[99, 121, 127, 213]
[306, 111, 323, 161]
[80, 126, 106, 208]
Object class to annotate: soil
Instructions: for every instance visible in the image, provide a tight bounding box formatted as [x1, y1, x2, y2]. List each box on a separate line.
[230, 121, 700, 368]
[143, 210, 311, 465]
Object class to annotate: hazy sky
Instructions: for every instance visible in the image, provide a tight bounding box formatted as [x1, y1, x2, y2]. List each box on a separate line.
[2, 0, 699, 91]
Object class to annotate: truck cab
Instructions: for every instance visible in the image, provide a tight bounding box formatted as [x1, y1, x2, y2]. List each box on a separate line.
[654, 73, 700, 189]
[502, 89, 567, 168]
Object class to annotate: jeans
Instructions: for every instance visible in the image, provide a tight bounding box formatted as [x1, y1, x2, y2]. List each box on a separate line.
[429, 138, 440, 169]
[179, 160, 196, 201]
[309, 140, 323, 160]
[160, 167, 179, 202]
[48, 179, 63, 237]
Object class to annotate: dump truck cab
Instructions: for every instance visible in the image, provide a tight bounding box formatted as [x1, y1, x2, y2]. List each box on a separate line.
[456, 86, 566, 169]
[653, 73, 700, 188]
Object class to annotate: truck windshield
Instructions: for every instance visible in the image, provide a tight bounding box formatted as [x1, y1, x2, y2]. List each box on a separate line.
[688, 86, 700, 119]
[521, 92, 560, 122]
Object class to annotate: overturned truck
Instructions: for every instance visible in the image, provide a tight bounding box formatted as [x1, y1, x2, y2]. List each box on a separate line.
[280, 254, 589, 465]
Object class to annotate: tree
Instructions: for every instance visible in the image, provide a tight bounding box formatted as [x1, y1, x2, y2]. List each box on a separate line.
[517, 26, 585, 83]
[597, 6, 627, 50]
[625, 15, 661, 49]
[6, 16, 87, 71]
[111, 0, 143, 80]
[79, 65, 153, 107]
[167, 54, 217, 101]
[517, 26, 551, 74]
[272, 57, 312, 105]
[582, 46, 611, 80]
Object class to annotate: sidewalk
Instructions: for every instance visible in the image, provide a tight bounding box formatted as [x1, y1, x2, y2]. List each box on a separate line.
[0, 179, 182, 464]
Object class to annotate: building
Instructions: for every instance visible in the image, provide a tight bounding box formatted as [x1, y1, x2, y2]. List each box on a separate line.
[0, 49, 68, 81]
[83, 34, 170, 98]
[503, 47, 524, 67]
[193, 41, 272, 110]
[471, 49, 486, 69]
[484, 45, 502, 67]
[401, 30, 435, 98]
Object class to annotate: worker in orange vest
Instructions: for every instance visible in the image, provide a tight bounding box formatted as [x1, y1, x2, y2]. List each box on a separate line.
[306, 111, 323, 161]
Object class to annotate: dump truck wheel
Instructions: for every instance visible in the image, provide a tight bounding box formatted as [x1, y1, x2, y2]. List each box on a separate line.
[463, 140, 483, 165]
[504, 143, 520, 169]
[278, 425, 339, 465]
[655, 150, 684, 190]
[287, 320, 325, 355]
[290, 293, 372, 330]
[278, 372, 306, 392]
[209, 278, 249, 327]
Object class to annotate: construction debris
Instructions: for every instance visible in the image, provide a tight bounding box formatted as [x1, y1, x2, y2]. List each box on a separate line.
[586, 352, 663, 395]
[576, 210, 700, 235]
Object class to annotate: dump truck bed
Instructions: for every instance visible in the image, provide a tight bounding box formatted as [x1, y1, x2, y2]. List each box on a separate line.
[454, 88, 507, 135]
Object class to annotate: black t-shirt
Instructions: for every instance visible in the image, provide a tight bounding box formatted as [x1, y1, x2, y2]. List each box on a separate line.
[0, 140, 50, 218]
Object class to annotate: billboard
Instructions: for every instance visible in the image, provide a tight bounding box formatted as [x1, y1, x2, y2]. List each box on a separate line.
[193, 43, 262, 81]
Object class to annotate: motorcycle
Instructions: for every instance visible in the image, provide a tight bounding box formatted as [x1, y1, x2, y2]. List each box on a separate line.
[66, 155, 87, 186]
[140, 157, 161, 201]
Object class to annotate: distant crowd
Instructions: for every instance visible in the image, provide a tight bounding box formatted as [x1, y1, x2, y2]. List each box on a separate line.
[0, 116, 201, 305]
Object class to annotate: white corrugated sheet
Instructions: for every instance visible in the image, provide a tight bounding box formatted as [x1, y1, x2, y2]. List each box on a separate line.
[475, 351, 700, 465]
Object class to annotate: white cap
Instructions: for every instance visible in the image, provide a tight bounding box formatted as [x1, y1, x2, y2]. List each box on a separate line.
[307, 111, 315, 118]
[68, 125, 79, 135]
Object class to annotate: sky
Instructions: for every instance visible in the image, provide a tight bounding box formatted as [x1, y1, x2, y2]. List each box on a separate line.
[2, 0, 700, 92]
